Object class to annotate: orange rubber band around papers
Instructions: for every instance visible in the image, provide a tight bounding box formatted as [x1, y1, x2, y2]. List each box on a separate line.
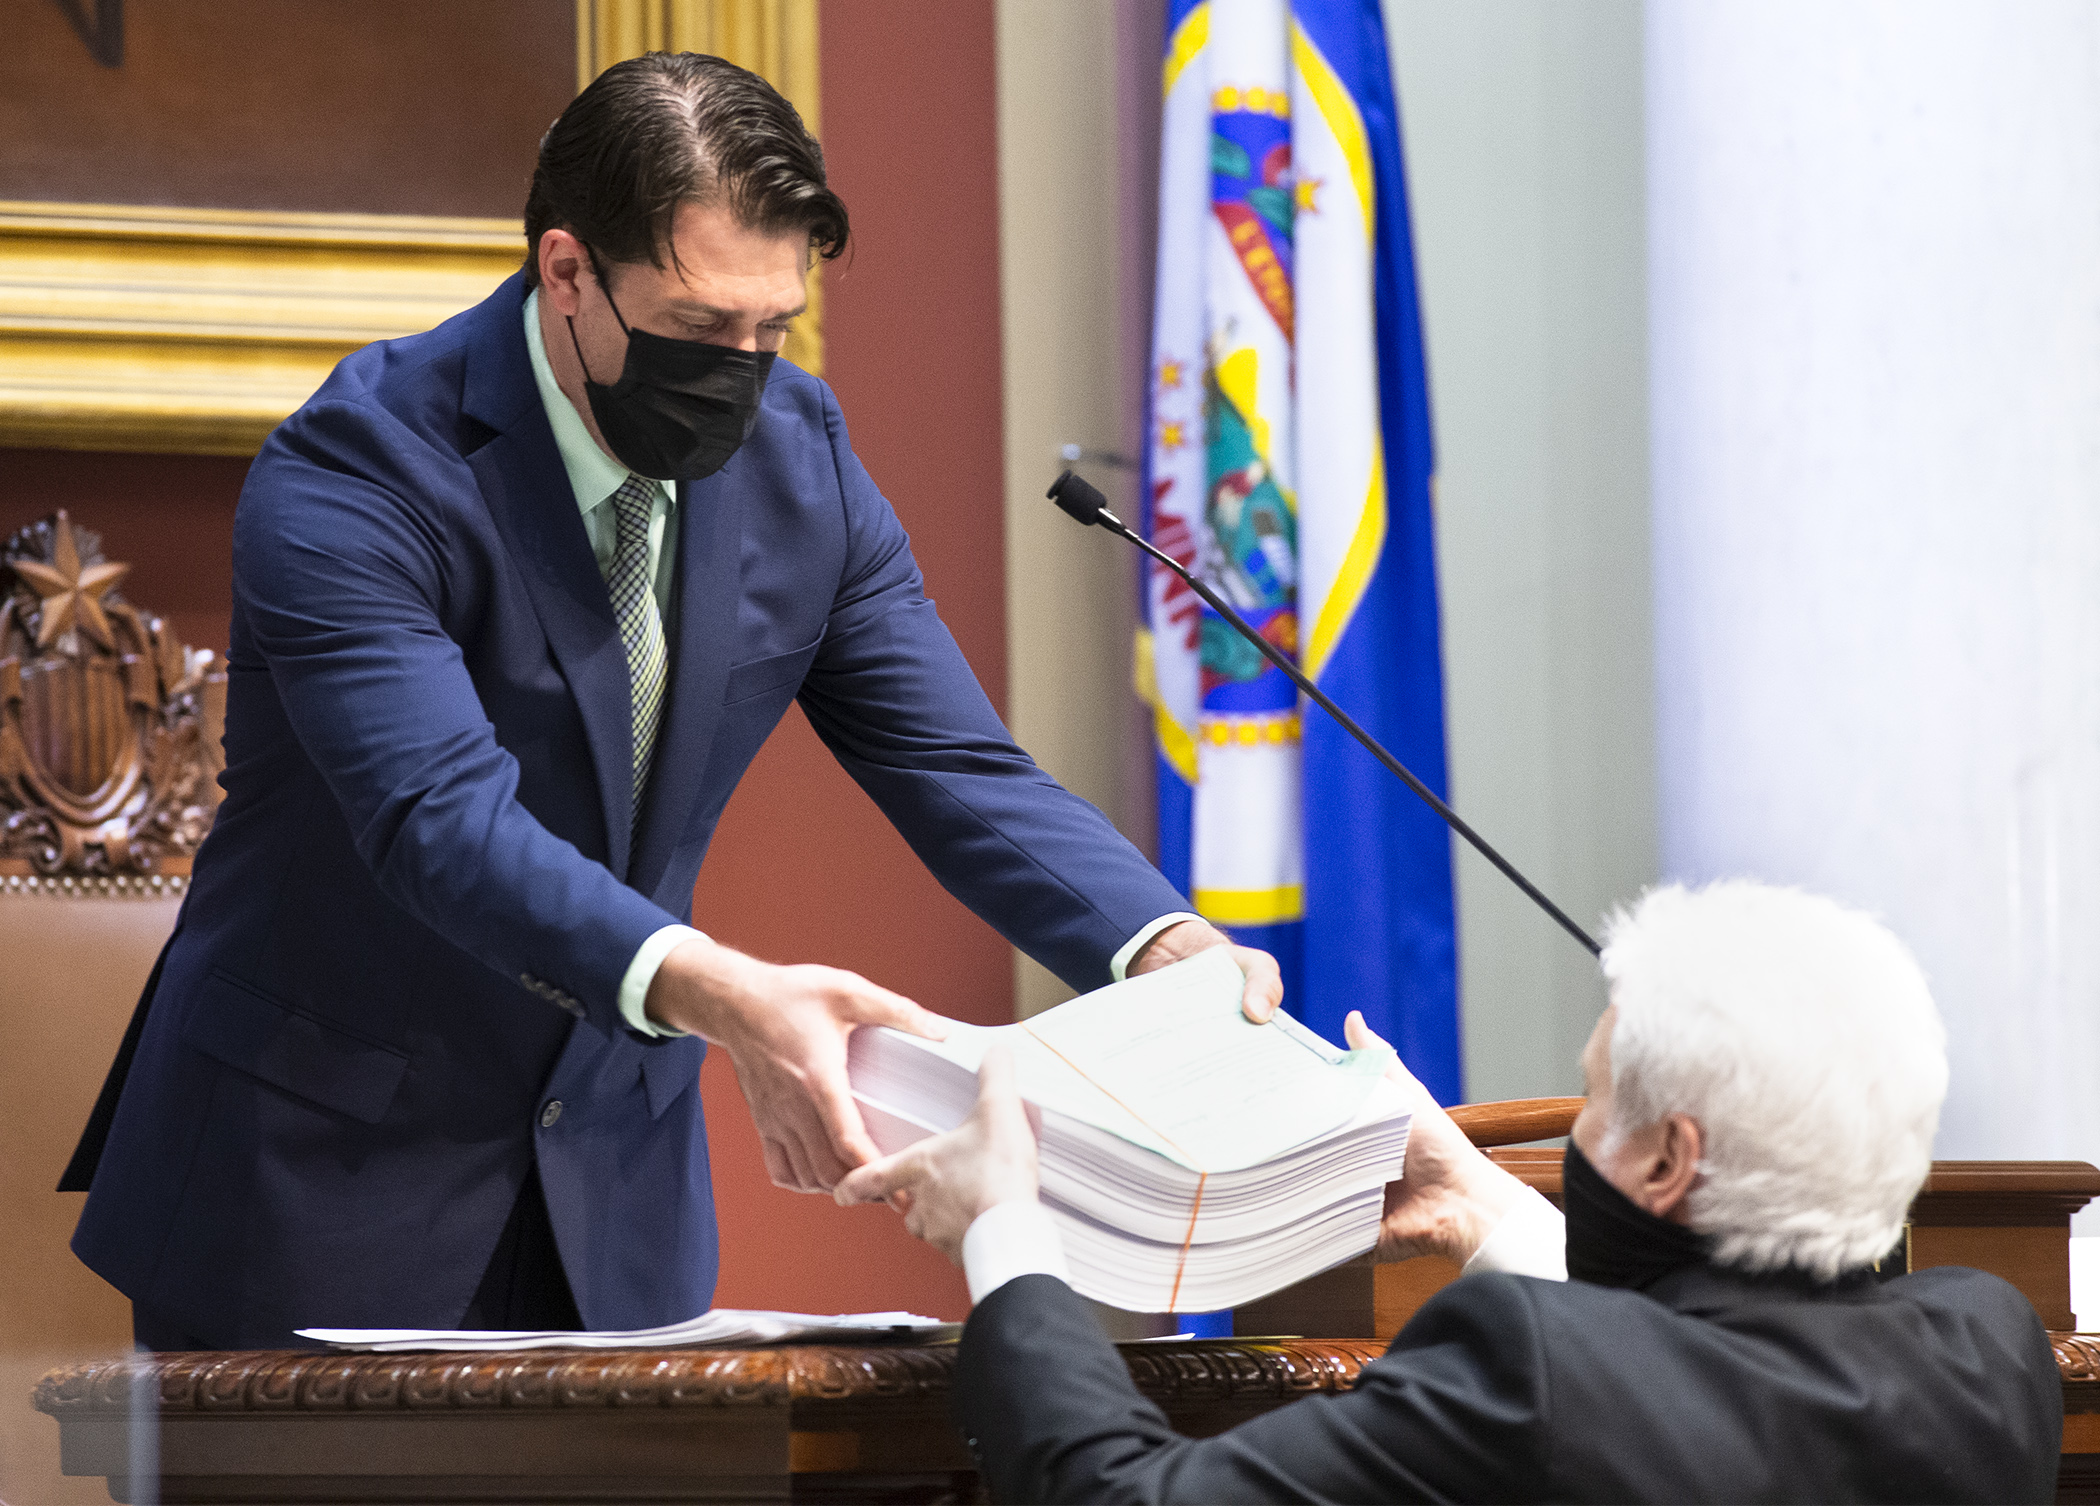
[1018, 1022, 1209, 1313]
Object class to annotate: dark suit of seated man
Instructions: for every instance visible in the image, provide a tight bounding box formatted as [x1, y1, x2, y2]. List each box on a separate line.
[841, 880, 2064, 1503]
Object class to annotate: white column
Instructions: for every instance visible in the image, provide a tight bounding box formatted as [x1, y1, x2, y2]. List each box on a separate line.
[994, 0, 1151, 1020]
[1386, 0, 1653, 1102]
[1648, 0, 2100, 1215]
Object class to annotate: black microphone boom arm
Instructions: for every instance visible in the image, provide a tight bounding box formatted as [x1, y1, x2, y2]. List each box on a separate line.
[1048, 469, 1601, 958]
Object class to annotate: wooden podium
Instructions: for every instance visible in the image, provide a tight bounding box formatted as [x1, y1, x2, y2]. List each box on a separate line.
[33, 1138, 2100, 1503]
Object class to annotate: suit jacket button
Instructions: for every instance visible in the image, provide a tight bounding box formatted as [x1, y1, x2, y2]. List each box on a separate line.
[540, 1100, 564, 1127]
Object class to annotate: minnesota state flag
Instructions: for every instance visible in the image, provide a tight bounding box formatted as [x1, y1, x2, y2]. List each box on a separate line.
[1141, 0, 1460, 1102]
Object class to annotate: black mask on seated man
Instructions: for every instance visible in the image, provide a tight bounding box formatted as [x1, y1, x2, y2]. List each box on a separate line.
[1563, 1138, 1713, 1290]
[566, 266, 776, 482]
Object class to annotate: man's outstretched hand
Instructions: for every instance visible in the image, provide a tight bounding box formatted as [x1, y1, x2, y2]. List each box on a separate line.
[833, 1044, 1039, 1264]
[646, 937, 952, 1194]
[1128, 918, 1284, 1023]
[1346, 1011, 1526, 1265]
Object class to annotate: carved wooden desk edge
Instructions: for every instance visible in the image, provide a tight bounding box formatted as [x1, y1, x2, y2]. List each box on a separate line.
[34, 1335, 2098, 1501]
[36, 1337, 1392, 1421]
[34, 1331, 2086, 1417]
[2060, 1333, 2100, 1412]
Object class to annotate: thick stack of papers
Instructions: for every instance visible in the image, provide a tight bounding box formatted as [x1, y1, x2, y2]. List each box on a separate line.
[300, 1309, 958, 1352]
[848, 948, 1411, 1313]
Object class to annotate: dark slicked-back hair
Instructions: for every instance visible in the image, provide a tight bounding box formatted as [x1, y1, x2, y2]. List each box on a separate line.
[522, 51, 848, 290]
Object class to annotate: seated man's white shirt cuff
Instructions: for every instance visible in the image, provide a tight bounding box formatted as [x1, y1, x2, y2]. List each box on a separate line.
[962, 1198, 1069, 1305]
[1110, 912, 1202, 981]
[1462, 1183, 1568, 1281]
[618, 924, 707, 1038]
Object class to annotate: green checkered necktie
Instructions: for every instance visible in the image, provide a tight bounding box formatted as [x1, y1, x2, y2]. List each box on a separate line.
[605, 475, 668, 816]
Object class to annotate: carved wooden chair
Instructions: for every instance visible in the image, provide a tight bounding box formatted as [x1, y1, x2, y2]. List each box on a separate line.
[0, 510, 224, 1500]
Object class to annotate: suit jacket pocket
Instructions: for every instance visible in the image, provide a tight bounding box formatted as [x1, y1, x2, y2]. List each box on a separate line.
[639, 1035, 706, 1119]
[181, 971, 410, 1125]
[723, 635, 822, 706]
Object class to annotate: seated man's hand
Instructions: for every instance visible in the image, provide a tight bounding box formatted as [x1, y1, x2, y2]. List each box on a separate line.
[1346, 1012, 1527, 1266]
[647, 937, 952, 1195]
[1128, 917, 1284, 1023]
[832, 1044, 1038, 1264]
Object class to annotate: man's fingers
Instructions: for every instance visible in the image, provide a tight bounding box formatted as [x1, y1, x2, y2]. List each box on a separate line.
[809, 1063, 882, 1173]
[896, 1002, 955, 1042]
[971, 1043, 1031, 1130]
[835, 1147, 917, 1206]
[1347, 1008, 1437, 1103]
[802, 1132, 852, 1192]
[778, 1129, 824, 1193]
[975, 1041, 1018, 1102]
[1235, 944, 1284, 1023]
[841, 979, 950, 1041]
[1344, 1009, 1388, 1053]
[760, 1137, 796, 1190]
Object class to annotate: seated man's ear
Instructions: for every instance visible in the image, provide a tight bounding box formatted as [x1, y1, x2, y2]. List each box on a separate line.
[1640, 1114, 1705, 1224]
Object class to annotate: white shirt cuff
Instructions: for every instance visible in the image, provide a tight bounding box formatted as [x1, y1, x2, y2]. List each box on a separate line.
[617, 923, 707, 1038]
[961, 1199, 1069, 1304]
[1110, 912, 1203, 981]
[1461, 1183, 1568, 1281]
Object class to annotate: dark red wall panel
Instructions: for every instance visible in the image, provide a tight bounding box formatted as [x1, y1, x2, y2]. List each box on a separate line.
[0, 450, 245, 657]
[696, 0, 1008, 1323]
[0, 0, 571, 217]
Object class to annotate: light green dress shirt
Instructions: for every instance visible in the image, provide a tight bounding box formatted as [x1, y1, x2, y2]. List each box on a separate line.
[525, 290, 697, 1037]
[521, 291, 1193, 1037]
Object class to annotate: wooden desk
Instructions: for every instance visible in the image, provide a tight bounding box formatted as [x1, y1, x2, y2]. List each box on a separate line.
[34, 1338, 1382, 1504]
[33, 1333, 2100, 1504]
[36, 1155, 2100, 1503]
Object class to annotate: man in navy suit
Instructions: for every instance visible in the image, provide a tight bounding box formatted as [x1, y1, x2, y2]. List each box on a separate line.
[66, 52, 1277, 1350]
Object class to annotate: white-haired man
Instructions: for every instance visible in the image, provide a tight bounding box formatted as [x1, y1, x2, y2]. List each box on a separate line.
[840, 881, 2063, 1502]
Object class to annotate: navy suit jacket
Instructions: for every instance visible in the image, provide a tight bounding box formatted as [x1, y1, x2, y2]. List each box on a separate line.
[70, 274, 1187, 1347]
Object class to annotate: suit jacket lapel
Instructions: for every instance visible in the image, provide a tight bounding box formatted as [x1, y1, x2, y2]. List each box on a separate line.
[463, 278, 637, 879]
[629, 471, 742, 901]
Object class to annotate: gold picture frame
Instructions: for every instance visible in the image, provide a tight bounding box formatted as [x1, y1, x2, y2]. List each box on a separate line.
[0, 202, 526, 456]
[0, 0, 819, 458]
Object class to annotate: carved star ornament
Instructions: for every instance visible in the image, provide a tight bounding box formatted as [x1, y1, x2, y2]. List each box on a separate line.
[11, 511, 130, 651]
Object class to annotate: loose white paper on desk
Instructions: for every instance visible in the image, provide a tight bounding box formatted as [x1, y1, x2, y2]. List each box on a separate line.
[300, 1309, 959, 1352]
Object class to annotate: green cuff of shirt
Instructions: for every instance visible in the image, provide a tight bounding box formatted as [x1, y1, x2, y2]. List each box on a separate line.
[619, 923, 707, 1037]
[1110, 912, 1202, 981]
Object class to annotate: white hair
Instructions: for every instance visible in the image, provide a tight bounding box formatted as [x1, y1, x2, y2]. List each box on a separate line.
[1598, 880, 1947, 1281]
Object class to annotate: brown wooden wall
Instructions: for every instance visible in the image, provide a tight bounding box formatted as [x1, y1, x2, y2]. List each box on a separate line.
[0, 0, 573, 216]
[0, 0, 1008, 1350]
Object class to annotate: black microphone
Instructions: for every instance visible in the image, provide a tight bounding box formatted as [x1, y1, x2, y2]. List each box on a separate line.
[1048, 469, 1601, 958]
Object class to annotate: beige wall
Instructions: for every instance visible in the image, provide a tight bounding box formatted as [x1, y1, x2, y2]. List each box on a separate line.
[1385, 0, 1654, 1100]
[995, 0, 1157, 1019]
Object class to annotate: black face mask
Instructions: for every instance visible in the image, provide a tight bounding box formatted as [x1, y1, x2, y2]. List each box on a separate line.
[566, 276, 775, 482]
[1563, 1138, 1712, 1290]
